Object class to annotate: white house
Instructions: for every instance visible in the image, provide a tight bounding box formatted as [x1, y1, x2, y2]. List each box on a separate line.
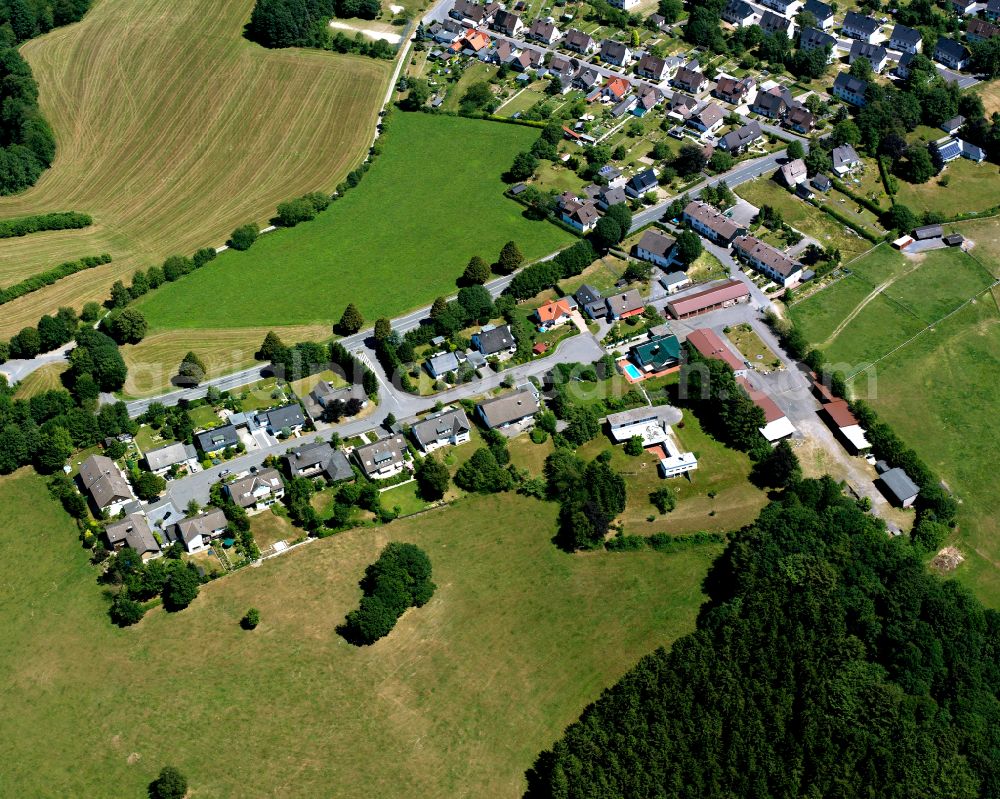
[635, 228, 677, 268]
[173, 508, 229, 554]
[411, 408, 472, 453]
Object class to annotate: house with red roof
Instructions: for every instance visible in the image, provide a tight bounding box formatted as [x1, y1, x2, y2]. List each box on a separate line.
[533, 297, 577, 330]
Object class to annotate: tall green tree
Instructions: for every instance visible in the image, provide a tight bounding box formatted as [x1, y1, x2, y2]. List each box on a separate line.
[337, 303, 364, 334]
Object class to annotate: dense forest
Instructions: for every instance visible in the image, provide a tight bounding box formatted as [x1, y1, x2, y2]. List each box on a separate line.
[525, 478, 1000, 798]
[248, 0, 381, 50]
[0, 0, 91, 194]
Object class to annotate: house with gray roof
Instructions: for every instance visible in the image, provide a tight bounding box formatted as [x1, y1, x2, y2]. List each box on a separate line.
[171, 508, 229, 554]
[842, 10, 880, 43]
[849, 40, 888, 72]
[934, 37, 969, 70]
[105, 512, 160, 561]
[79, 454, 135, 516]
[426, 350, 461, 379]
[759, 9, 792, 36]
[832, 72, 868, 106]
[799, 26, 837, 57]
[832, 143, 862, 175]
[472, 324, 517, 359]
[636, 229, 677, 267]
[722, 0, 756, 26]
[261, 403, 305, 435]
[354, 436, 409, 480]
[876, 464, 920, 507]
[144, 442, 197, 475]
[226, 468, 284, 513]
[660, 271, 691, 294]
[719, 120, 763, 153]
[411, 408, 472, 453]
[305, 380, 368, 421]
[889, 23, 922, 53]
[284, 441, 354, 482]
[625, 167, 658, 198]
[196, 424, 239, 454]
[599, 39, 633, 67]
[527, 17, 561, 44]
[606, 289, 645, 320]
[803, 0, 834, 28]
[636, 53, 672, 81]
[476, 387, 540, 429]
[575, 284, 607, 319]
[564, 28, 596, 54]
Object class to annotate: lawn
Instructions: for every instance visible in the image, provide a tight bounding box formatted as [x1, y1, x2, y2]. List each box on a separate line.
[823, 292, 926, 366]
[250, 505, 299, 550]
[951, 217, 1000, 278]
[726, 322, 780, 370]
[288, 369, 348, 401]
[0, 0, 391, 339]
[496, 87, 548, 118]
[882, 248, 996, 324]
[894, 158, 1000, 217]
[0, 470, 717, 797]
[441, 62, 498, 113]
[119, 324, 330, 398]
[789, 274, 876, 346]
[380, 480, 434, 516]
[187, 404, 223, 430]
[137, 113, 572, 331]
[850, 299, 1000, 607]
[686, 249, 729, 283]
[735, 176, 877, 261]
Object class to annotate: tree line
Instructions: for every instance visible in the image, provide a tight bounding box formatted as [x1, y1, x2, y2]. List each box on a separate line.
[525, 476, 1000, 798]
[0, 252, 110, 306]
[0, 210, 90, 238]
[247, 0, 390, 57]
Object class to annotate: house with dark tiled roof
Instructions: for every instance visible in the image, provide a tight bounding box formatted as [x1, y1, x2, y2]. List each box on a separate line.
[600, 39, 633, 67]
[714, 75, 755, 104]
[472, 324, 517, 358]
[636, 53, 672, 81]
[832, 143, 862, 175]
[672, 65, 708, 94]
[79, 454, 136, 516]
[226, 468, 284, 513]
[477, 387, 540, 429]
[849, 40, 888, 72]
[633, 84, 664, 116]
[988, 0, 1000, 20]
[683, 200, 746, 243]
[606, 289, 645, 320]
[759, 9, 793, 35]
[284, 441, 354, 482]
[750, 87, 788, 119]
[354, 436, 409, 480]
[733, 235, 803, 287]
[411, 408, 472, 453]
[719, 120, 763, 153]
[560, 198, 601, 232]
[967, 17, 1000, 43]
[491, 9, 524, 36]
[527, 17, 561, 44]
[105, 512, 161, 561]
[799, 26, 837, 58]
[195, 424, 239, 454]
[722, 0, 757, 26]
[689, 102, 725, 134]
[171, 508, 229, 554]
[889, 23, 922, 53]
[785, 105, 815, 133]
[625, 168, 658, 198]
[259, 403, 305, 435]
[842, 10, 880, 43]
[575, 284, 607, 319]
[564, 28, 596, 54]
[635, 229, 677, 267]
[832, 72, 868, 106]
[803, 0, 834, 28]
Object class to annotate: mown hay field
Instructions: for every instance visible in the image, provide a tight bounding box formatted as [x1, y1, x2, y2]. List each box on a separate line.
[0, 0, 390, 337]
[0, 470, 715, 797]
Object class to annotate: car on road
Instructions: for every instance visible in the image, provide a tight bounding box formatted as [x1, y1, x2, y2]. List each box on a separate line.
[220, 468, 230, 476]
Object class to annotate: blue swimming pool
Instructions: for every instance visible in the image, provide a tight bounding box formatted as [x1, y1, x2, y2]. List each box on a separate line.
[622, 363, 643, 380]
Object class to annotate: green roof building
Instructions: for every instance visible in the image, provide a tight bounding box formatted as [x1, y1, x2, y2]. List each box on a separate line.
[630, 334, 681, 372]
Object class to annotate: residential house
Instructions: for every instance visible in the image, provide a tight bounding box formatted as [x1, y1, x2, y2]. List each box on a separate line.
[572, 68, 601, 91]
[564, 29, 596, 54]
[876, 462, 919, 507]
[683, 200, 746, 244]
[952, 0, 977, 14]
[785, 105, 815, 133]
[625, 167, 658, 197]
[941, 114, 966, 135]
[596, 184, 628, 209]
[548, 54, 578, 81]
[733, 235, 803, 287]
[669, 92, 699, 119]
[832, 143, 862, 175]
[450, 0, 493, 24]
[934, 37, 969, 69]
[483, 38, 517, 65]
[575, 284, 607, 319]
[171, 508, 229, 554]
[660, 271, 691, 294]
[966, 17, 1000, 42]
[429, 19, 463, 44]
[719, 120, 763, 153]
[260, 403, 305, 435]
[453, 28, 491, 54]
[988, 0, 1000, 20]
[79, 454, 136, 517]
[736, 376, 797, 442]
[606, 289, 645, 320]
[603, 76, 631, 101]
[811, 173, 832, 192]
[600, 39, 633, 67]
[527, 17, 561, 44]
[512, 47, 544, 71]
[492, 9, 524, 36]
[560, 198, 601, 231]
[534, 297, 577, 329]
[143, 442, 197, 476]
[832, 72, 868, 106]
[779, 157, 808, 186]
[629, 334, 681, 374]
[889, 23, 922, 53]
[666, 279, 750, 318]
[609, 0, 641, 9]
[820, 399, 872, 454]
[714, 75, 755, 104]
[895, 50, 916, 78]
[842, 11, 880, 44]
[635, 228, 677, 267]
[476, 387, 540, 429]
[105, 512, 160, 561]
[722, 0, 757, 26]
[750, 86, 788, 118]
[689, 102, 725, 134]
[685, 328, 748, 376]
[850, 40, 888, 72]
[307, 381, 368, 421]
[411, 408, 472, 453]
[933, 136, 985, 163]
[636, 53, 672, 81]
[195, 424, 239, 454]
[633, 84, 664, 116]
[647, 12, 669, 30]
[426, 350, 461, 379]
[803, 0, 834, 28]
[799, 26, 837, 58]
[759, 9, 793, 36]
[761, 0, 801, 13]
[472, 324, 517, 359]
[606, 405, 681, 444]
[672, 64, 708, 94]
[226, 468, 285, 513]
[284, 441, 354, 482]
[353, 436, 409, 480]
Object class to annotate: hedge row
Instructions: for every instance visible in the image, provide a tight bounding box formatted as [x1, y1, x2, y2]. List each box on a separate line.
[606, 531, 727, 552]
[0, 253, 112, 306]
[829, 178, 884, 217]
[807, 197, 883, 243]
[0, 211, 91, 239]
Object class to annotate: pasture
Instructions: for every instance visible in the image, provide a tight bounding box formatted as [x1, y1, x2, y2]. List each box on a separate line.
[894, 158, 1000, 217]
[0, 470, 715, 797]
[790, 240, 1000, 606]
[137, 112, 573, 331]
[0, 0, 391, 339]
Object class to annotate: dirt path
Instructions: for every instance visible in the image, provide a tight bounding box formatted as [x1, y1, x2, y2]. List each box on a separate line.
[820, 260, 923, 348]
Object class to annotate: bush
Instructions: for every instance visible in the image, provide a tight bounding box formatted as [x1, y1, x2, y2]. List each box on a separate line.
[229, 223, 259, 251]
[241, 607, 261, 630]
[650, 486, 676, 514]
[149, 766, 188, 799]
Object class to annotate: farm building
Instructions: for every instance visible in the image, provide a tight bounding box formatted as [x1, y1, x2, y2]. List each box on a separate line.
[666, 280, 750, 318]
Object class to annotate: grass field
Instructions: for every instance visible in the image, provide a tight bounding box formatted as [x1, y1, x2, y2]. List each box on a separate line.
[0, 469, 716, 797]
[0, 0, 391, 339]
[735, 177, 878, 261]
[790, 241, 1000, 606]
[136, 113, 572, 332]
[11, 362, 68, 398]
[895, 158, 1000, 217]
